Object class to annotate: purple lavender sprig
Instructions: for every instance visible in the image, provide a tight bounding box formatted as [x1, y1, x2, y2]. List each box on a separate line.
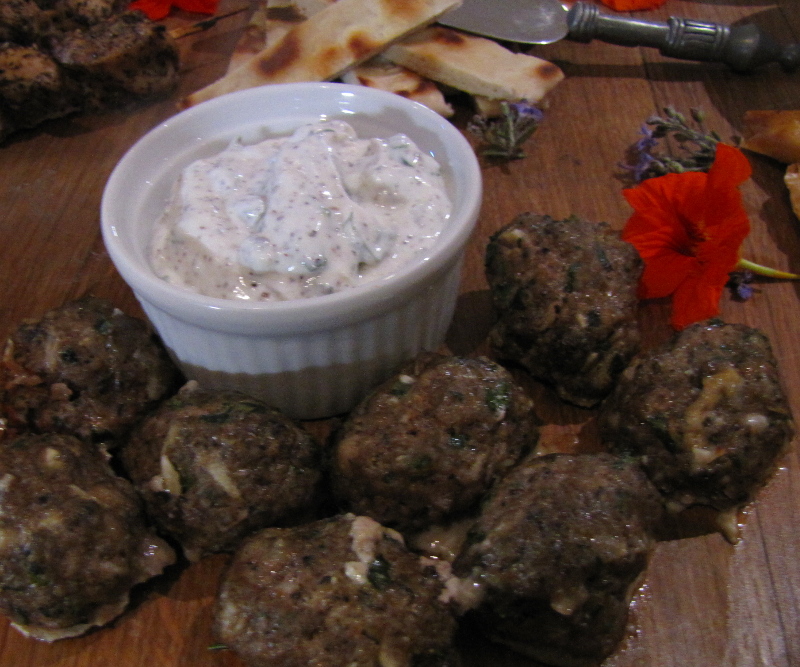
[622, 107, 721, 183]
[468, 101, 544, 161]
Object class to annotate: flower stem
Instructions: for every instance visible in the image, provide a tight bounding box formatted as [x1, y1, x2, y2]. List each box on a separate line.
[737, 258, 800, 280]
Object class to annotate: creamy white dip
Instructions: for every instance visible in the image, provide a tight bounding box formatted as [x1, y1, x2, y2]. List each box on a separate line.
[150, 120, 452, 301]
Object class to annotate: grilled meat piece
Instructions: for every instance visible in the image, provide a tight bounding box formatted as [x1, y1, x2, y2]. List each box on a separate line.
[453, 453, 664, 667]
[332, 353, 538, 534]
[47, 10, 179, 110]
[0, 0, 49, 43]
[37, 0, 128, 31]
[0, 42, 78, 140]
[485, 214, 643, 407]
[599, 319, 794, 513]
[0, 433, 175, 641]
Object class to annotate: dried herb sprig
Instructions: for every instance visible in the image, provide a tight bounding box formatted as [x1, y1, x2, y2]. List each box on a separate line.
[467, 101, 544, 161]
[623, 106, 721, 183]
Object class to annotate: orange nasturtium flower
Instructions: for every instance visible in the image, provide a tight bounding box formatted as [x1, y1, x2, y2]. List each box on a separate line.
[621, 143, 752, 331]
[600, 0, 667, 10]
[129, 0, 218, 21]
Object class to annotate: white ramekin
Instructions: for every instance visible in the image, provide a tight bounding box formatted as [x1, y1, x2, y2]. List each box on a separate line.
[101, 82, 482, 419]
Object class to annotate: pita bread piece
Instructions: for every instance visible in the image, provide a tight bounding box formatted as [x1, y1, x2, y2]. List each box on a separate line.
[383, 26, 564, 103]
[343, 57, 453, 117]
[226, 5, 269, 72]
[741, 110, 800, 164]
[185, 0, 461, 107]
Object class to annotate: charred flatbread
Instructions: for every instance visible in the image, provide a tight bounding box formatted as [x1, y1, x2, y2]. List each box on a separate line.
[383, 25, 564, 102]
[185, 0, 460, 106]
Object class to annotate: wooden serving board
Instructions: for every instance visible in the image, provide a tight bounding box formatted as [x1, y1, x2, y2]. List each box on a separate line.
[0, 1, 798, 665]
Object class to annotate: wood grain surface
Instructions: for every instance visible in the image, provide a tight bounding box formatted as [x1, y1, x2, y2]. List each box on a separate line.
[1, 1, 799, 665]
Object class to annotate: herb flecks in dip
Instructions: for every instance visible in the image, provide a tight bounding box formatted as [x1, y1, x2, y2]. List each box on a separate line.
[150, 120, 451, 300]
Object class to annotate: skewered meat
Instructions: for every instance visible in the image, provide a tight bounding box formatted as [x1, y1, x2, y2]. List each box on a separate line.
[0, 432, 175, 641]
[0, 42, 79, 134]
[48, 10, 179, 110]
[121, 382, 325, 562]
[452, 453, 664, 667]
[0, 0, 48, 43]
[0, 5, 180, 142]
[37, 0, 129, 31]
[214, 513, 460, 667]
[485, 214, 643, 408]
[0, 296, 181, 446]
[332, 353, 538, 534]
[599, 319, 794, 514]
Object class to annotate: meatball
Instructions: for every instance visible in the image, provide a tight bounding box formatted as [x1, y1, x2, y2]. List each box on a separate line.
[0, 433, 175, 641]
[599, 319, 794, 513]
[0, 296, 180, 445]
[485, 214, 642, 407]
[452, 453, 663, 667]
[121, 382, 324, 561]
[331, 353, 538, 534]
[215, 513, 460, 667]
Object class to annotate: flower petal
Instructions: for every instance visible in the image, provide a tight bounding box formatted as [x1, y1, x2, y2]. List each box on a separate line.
[670, 270, 726, 330]
[600, 0, 667, 10]
[129, 0, 171, 20]
[621, 142, 753, 330]
[174, 0, 218, 14]
[637, 252, 697, 299]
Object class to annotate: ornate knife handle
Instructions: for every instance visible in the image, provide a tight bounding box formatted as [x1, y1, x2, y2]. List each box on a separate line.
[566, 1, 799, 73]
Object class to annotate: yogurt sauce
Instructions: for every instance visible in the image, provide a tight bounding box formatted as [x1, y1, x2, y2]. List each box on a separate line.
[150, 119, 452, 301]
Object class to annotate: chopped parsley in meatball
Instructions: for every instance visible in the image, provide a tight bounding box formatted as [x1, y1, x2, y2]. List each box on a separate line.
[332, 353, 538, 534]
[599, 319, 794, 514]
[0, 432, 175, 641]
[485, 214, 642, 407]
[215, 513, 460, 667]
[452, 453, 663, 667]
[1, 296, 180, 445]
[121, 382, 324, 561]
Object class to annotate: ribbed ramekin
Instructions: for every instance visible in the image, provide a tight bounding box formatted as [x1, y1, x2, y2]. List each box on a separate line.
[102, 82, 482, 419]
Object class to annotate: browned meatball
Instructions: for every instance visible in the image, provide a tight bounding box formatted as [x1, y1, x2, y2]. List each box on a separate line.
[485, 214, 642, 407]
[215, 513, 460, 667]
[599, 319, 794, 513]
[121, 383, 324, 561]
[331, 353, 538, 534]
[0, 296, 180, 445]
[0, 433, 175, 641]
[452, 453, 664, 667]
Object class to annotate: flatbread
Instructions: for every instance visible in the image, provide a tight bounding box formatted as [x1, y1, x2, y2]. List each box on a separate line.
[740, 110, 800, 164]
[240, 0, 453, 116]
[341, 57, 453, 116]
[185, 0, 461, 107]
[383, 26, 564, 102]
[226, 5, 269, 73]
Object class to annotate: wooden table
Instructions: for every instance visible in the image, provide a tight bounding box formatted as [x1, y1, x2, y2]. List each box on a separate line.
[1, 1, 799, 665]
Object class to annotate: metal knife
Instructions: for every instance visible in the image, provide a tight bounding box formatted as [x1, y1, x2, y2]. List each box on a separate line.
[438, 0, 799, 73]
